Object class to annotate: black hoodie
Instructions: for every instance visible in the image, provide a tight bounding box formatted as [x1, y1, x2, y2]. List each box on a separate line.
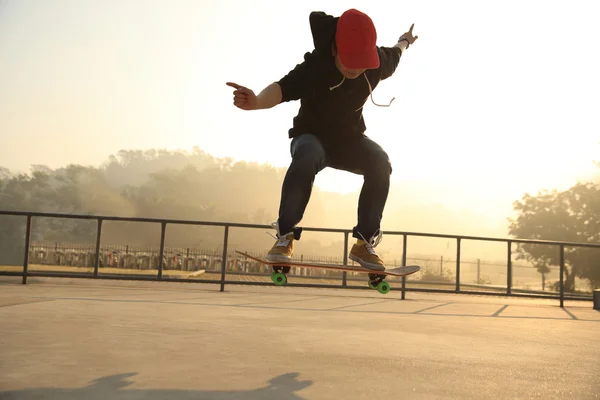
[276, 11, 402, 149]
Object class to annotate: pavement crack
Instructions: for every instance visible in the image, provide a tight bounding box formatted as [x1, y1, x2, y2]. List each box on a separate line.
[414, 302, 452, 313]
[492, 305, 509, 317]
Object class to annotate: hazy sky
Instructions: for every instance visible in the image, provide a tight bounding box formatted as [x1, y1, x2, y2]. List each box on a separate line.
[1, 0, 598, 218]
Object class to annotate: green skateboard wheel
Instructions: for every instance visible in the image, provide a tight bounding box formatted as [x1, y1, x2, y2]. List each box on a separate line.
[377, 281, 390, 294]
[271, 272, 287, 286]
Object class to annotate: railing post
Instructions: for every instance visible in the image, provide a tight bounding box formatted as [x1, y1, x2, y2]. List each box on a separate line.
[93, 219, 103, 277]
[220, 225, 230, 292]
[401, 234, 407, 300]
[559, 244, 565, 308]
[455, 238, 461, 292]
[157, 222, 167, 279]
[506, 240, 512, 294]
[342, 231, 349, 287]
[22, 215, 33, 284]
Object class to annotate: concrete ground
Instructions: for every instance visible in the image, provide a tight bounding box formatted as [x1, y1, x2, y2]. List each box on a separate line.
[0, 276, 599, 400]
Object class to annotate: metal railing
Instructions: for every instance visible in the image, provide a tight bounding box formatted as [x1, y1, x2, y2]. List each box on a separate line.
[1, 210, 598, 307]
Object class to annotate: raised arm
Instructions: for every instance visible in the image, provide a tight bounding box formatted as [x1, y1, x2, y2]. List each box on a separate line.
[377, 24, 419, 81]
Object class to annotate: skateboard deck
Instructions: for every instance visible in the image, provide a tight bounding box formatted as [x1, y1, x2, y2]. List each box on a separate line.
[235, 250, 420, 294]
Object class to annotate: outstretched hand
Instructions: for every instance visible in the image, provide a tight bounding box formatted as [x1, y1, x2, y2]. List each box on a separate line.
[226, 82, 257, 110]
[398, 24, 418, 48]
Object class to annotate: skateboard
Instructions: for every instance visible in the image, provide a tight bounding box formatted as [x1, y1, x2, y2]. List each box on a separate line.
[235, 250, 420, 294]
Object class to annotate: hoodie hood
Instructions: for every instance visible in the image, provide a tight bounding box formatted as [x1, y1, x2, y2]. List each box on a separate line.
[309, 12, 338, 54]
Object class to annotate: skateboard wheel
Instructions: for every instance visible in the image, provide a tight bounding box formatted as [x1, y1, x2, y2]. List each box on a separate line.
[271, 272, 287, 286]
[377, 281, 390, 294]
[368, 281, 377, 289]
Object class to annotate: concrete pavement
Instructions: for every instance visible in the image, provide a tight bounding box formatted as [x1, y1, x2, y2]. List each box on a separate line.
[0, 277, 599, 399]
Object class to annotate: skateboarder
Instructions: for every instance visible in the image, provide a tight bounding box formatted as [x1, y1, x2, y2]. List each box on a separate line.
[227, 9, 418, 271]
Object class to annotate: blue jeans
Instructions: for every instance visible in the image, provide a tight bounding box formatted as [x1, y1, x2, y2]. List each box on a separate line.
[277, 134, 392, 242]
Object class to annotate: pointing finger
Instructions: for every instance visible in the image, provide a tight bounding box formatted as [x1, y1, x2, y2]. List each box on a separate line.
[226, 82, 243, 89]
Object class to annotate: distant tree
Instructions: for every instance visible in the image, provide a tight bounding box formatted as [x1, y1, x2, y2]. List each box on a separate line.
[0, 166, 11, 181]
[508, 182, 600, 291]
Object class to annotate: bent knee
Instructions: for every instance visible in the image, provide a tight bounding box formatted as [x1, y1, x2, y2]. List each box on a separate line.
[290, 135, 326, 170]
[371, 150, 392, 175]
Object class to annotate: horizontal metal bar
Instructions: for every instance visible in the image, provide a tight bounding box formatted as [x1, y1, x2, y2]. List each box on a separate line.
[0, 271, 25, 277]
[0, 271, 592, 302]
[398, 287, 575, 301]
[1, 210, 598, 248]
[0, 210, 347, 233]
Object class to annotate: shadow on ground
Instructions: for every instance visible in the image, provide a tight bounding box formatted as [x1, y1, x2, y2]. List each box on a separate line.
[0, 372, 313, 399]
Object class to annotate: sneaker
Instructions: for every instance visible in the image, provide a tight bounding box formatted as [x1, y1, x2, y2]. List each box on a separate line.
[348, 230, 385, 271]
[266, 222, 295, 262]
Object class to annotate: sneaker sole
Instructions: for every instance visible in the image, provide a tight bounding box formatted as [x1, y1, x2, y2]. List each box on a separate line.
[348, 254, 386, 271]
[266, 254, 293, 263]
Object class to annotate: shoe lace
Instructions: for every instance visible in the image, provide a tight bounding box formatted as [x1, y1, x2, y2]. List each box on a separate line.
[267, 222, 292, 247]
[271, 235, 291, 247]
[358, 230, 383, 256]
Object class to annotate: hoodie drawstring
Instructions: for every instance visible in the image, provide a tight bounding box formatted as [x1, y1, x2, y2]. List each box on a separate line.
[362, 74, 395, 109]
[329, 76, 345, 91]
[329, 74, 395, 111]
